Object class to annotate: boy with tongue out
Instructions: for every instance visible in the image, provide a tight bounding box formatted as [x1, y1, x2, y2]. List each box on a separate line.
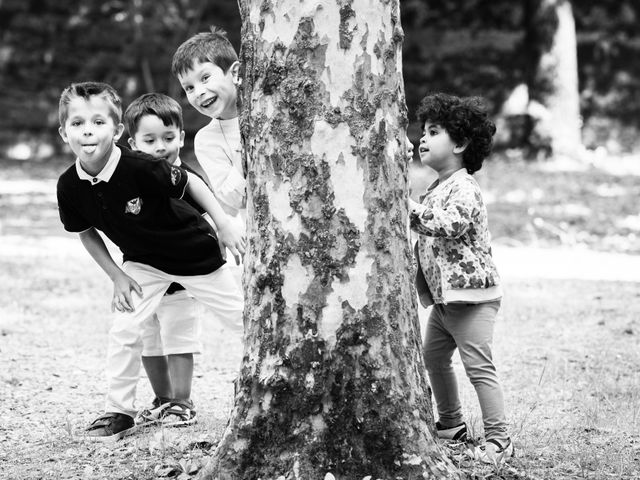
[56, 81, 245, 440]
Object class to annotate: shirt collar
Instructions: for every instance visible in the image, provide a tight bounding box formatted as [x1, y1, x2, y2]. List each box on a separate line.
[426, 168, 468, 196]
[173, 157, 182, 167]
[75, 145, 122, 185]
[445, 168, 468, 182]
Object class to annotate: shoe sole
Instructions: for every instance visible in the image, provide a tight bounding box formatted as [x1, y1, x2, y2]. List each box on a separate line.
[161, 417, 197, 428]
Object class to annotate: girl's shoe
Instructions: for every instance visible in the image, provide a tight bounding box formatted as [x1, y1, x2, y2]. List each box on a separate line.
[134, 397, 172, 426]
[436, 421, 468, 441]
[479, 438, 514, 464]
[161, 399, 197, 427]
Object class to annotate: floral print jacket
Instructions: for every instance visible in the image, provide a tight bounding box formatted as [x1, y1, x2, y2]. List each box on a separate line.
[410, 169, 502, 306]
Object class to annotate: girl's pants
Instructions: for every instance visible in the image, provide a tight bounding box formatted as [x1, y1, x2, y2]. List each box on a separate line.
[105, 261, 243, 417]
[423, 300, 508, 442]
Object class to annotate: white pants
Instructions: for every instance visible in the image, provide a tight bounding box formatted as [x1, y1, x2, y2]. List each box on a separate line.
[105, 262, 243, 416]
[141, 290, 203, 356]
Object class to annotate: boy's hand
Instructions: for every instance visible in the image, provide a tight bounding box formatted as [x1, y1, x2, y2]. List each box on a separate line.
[111, 271, 143, 313]
[217, 221, 246, 265]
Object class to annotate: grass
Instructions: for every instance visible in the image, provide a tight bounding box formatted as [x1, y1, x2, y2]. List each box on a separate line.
[1, 153, 639, 479]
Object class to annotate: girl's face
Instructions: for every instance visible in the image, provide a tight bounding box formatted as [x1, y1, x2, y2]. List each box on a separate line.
[178, 60, 239, 120]
[128, 114, 184, 165]
[58, 95, 124, 174]
[418, 121, 460, 173]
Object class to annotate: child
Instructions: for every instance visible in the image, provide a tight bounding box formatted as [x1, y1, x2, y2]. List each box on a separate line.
[408, 93, 513, 464]
[170, 26, 246, 232]
[56, 81, 245, 440]
[123, 92, 211, 427]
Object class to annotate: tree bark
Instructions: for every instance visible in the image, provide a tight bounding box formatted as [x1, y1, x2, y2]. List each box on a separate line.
[199, 1, 460, 479]
[525, 0, 582, 157]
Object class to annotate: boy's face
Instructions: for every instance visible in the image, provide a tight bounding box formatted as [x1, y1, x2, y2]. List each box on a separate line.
[178, 60, 239, 120]
[128, 114, 184, 165]
[58, 96, 124, 170]
[418, 121, 460, 172]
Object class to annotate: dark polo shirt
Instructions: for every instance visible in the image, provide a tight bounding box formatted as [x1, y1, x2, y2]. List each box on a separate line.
[57, 146, 225, 276]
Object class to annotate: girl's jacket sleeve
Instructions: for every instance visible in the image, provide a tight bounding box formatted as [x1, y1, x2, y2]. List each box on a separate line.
[409, 180, 480, 239]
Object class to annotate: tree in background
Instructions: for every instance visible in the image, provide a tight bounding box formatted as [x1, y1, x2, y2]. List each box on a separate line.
[520, 0, 582, 157]
[199, 1, 460, 478]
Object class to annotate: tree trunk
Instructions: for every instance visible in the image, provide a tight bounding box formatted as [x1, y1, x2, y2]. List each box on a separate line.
[199, 1, 460, 479]
[525, 0, 582, 157]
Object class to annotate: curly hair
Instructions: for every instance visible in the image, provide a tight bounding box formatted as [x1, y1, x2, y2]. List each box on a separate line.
[416, 93, 496, 174]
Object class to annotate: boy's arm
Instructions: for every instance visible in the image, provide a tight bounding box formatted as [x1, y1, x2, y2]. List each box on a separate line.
[195, 137, 246, 214]
[409, 182, 478, 239]
[78, 228, 142, 312]
[185, 171, 246, 264]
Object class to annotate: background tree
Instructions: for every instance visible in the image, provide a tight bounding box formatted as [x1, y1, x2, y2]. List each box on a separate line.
[2, 0, 640, 160]
[521, 0, 582, 157]
[199, 1, 460, 479]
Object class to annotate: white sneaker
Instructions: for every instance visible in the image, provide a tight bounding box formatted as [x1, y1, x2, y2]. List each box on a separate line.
[479, 438, 514, 464]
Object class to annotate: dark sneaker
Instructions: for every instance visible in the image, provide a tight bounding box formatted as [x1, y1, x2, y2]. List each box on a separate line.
[135, 397, 172, 426]
[161, 399, 197, 427]
[436, 421, 468, 441]
[85, 412, 136, 441]
[479, 438, 514, 464]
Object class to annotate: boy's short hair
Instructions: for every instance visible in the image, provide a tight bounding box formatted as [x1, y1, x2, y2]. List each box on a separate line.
[171, 26, 238, 77]
[124, 93, 184, 138]
[59, 82, 122, 127]
[417, 93, 496, 174]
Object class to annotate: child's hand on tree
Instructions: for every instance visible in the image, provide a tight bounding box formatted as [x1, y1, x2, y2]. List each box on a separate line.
[111, 271, 143, 313]
[217, 220, 246, 265]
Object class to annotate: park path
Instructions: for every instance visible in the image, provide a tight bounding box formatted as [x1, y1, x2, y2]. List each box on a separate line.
[493, 244, 640, 283]
[2, 233, 639, 283]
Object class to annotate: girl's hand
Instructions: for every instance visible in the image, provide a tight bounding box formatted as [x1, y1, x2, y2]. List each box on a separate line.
[405, 135, 414, 161]
[111, 271, 143, 313]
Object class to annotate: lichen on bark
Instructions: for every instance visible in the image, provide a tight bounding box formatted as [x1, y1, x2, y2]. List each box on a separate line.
[202, 1, 461, 478]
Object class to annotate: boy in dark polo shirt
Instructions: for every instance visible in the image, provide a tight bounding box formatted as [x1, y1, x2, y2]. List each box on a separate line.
[56, 81, 245, 440]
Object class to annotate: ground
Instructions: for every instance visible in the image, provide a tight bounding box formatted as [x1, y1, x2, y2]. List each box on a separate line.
[1, 153, 639, 479]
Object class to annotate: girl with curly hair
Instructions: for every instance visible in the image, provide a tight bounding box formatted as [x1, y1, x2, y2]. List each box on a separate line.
[408, 92, 513, 464]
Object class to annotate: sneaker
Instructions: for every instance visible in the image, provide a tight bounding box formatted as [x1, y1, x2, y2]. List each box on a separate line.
[479, 438, 514, 464]
[135, 397, 172, 426]
[436, 421, 467, 441]
[85, 412, 136, 441]
[161, 399, 197, 427]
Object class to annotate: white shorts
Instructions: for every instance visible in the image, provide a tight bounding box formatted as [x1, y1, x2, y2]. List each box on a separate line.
[141, 289, 203, 356]
[105, 262, 244, 416]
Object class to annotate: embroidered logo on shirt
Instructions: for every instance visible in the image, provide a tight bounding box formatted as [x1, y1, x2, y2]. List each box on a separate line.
[170, 167, 182, 186]
[125, 197, 143, 215]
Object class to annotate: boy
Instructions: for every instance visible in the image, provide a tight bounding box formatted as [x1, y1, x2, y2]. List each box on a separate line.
[170, 26, 246, 233]
[408, 93, 512, 464]
[56, 81, 245, 440]
[124, 92, 213, 428]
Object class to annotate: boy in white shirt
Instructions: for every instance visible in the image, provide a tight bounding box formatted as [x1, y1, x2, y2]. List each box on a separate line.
[170, 26, 246, 234]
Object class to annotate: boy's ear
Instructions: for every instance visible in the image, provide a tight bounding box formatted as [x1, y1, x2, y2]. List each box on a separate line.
[127, 137, 136, 150]
[180, 130, 185, 147]
[114, 123, 125, 142]
[453, 139, 470, 154]
[58, 126, 68, 144]
[230, 61, 241, 85]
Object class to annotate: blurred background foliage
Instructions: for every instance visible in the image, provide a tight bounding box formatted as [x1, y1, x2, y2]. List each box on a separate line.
[1, 0, 639, 159]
